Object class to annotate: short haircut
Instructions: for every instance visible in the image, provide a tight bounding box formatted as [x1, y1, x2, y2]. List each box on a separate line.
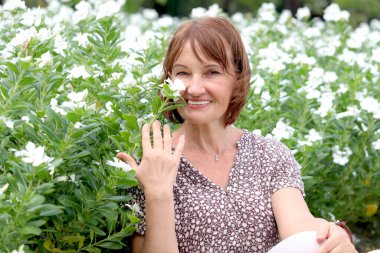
[161, 16, 251, 126]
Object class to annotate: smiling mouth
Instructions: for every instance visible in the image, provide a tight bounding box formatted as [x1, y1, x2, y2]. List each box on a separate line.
[187, 100, 211, 105]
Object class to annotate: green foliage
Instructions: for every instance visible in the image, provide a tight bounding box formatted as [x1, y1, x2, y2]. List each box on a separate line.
[1, 1, 379, 252]
[0, 3, 183, 252]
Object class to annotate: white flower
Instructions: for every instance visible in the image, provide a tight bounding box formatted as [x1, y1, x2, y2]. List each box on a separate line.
[359, 96, 380, 117]
[335, 105, 360, 119]
[96, 1, 121, 20]
[73, 33, 89, 47]
[0, 116, 14, 129]
[106, 157, 132, 172]
[143, 9, 158, 19]
[166, 78, 185, 96]
[293, 54, 316, 65]
[190, 7, 206, 18]
[323, 4, 350, 22]
[296, 7, 311, 20]
[124, 203, 142, 216]
[336, 83, 348, 95]
[155, 16, 174, 28]
[73, 1, 92, 24]
[305, 89, 321, 100]
[11, 245, 25, 253]
[372, 139, 380, 150]
[271, 118, 295, 141]
[206, 4, 221, 17]
[56, 175, 68, 182]
[306, 129, 323, 142]
[3, 0, 26, 11]
[37, 51, 53, 68]
[0, 183, 9, 195]
[371, 48, 380, 63]
[257, 3, 276, 23]
[9, 27, 37, 47]
[74, 122, 84, 129]
[14, 142, 54, 167]
[50, 98, 67, 116]
[304, 27, 321, 38]
[21, 8, 45, 27]
[260, 90, 272, 110]
[252, 74, 265, 95]
[21, 116, 30, 123]
[68, 66, 90, 79]
[299, 129, 323, 147]
[67, 89, 88, 103]
[190, 5, 221, 18]
[105, 101, 114, 116]
[53, 35, 68, 56]
[332, 145, 352, 166]
[314, 92, 335, 118]
[324, 71, 338, 83]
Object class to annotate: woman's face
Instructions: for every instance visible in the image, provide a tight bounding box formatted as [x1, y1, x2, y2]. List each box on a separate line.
[170, 41, 236, 126]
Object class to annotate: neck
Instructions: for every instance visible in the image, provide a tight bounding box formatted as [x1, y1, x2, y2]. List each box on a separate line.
[182, 121, 231, 155]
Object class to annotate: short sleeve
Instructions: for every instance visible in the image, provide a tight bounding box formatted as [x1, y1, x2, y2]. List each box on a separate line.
[128, 186, 147, 235]
[268, 140, 305, 197]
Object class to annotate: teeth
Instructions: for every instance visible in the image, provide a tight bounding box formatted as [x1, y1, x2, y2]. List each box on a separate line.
[188, 100, 210, 105]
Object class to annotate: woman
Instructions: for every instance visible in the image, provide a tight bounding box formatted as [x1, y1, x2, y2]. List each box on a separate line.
[117, 17, 357, 253]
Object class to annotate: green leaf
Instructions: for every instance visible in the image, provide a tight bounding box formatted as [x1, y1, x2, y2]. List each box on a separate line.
[122, 114, 139, 131]
[39, 204, 63, 216]
[26, 195, 46, 211]
[97, 242, 123, 250]
[58, 195, 82, 209]
[66, 150, 91, 159]
[152, 96, 162, 114]
[36, 111, 46, 118]
[19, 76, 36, 86]
[84, 247, 101, 253]
[66, 112, 80, 123]
[128, 132, 141, 144]
[18, 225, 42, 235]
[5, 61, 18, 75]
[27, 219, 46, 227]
[103, 195, 132, 202]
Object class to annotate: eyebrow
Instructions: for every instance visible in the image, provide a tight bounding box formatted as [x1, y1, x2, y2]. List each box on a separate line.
[172, 64, 222, 69]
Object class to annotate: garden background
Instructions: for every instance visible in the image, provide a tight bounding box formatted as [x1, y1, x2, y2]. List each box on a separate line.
[0, 0, 379, 252]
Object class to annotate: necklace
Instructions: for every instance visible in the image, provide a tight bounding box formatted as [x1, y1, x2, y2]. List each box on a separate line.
[186, 125, 231, 162]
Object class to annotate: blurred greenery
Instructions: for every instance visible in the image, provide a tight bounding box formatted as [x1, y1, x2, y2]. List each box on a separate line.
[6, 0, 380, 25]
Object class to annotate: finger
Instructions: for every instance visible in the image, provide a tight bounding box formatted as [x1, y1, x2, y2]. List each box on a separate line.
[116, 152, 138, 169]
[315, 225, 340, 253]
[152, 120, 163, 149]
[174, 134, 185, 159]
[141, 123, 152, 151]
[316, 219, 330, 242]
[163, 124, 172, 152]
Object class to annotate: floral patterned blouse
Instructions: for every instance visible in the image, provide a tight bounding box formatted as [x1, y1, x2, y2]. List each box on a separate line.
[130, 130, 305, 253]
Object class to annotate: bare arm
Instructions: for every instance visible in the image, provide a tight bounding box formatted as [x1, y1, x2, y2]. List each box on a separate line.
[118, 121, 184, 253]
[271, 187, 319, 239]
[131, 194, 178, 253]
[272, 187, 357, 253]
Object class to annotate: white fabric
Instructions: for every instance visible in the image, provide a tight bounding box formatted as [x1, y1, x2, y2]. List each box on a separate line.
[268, 231, 320, 253]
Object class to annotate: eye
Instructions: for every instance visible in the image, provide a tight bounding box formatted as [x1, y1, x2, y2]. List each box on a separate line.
[206, 70, 221, 75]
[175, 71, 189, 76]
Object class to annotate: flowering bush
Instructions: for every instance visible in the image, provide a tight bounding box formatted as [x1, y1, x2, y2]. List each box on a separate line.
[0, 0, 379, 252]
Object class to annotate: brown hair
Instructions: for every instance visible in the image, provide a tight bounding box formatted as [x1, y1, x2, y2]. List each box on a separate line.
[161, 16, 251, 126]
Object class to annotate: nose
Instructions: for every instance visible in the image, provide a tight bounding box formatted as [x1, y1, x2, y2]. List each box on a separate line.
[186, 74, 206, 97]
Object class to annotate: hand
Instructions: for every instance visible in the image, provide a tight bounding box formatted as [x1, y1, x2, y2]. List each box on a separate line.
[315, 219, 358, 253]
[117, 121, 185, 199]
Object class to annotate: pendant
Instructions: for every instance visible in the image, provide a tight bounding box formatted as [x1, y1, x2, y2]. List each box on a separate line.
[214, 154, 219, 162]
